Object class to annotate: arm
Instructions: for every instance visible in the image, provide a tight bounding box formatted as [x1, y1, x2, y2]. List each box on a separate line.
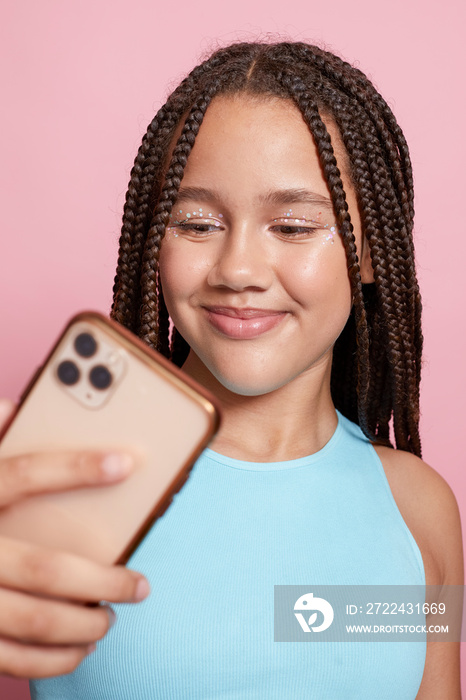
[373, 444, 464, 699]
[414, 464, 464, 699]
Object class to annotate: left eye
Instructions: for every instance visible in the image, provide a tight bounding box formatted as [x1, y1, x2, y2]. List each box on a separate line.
[271, 225, 318, 236]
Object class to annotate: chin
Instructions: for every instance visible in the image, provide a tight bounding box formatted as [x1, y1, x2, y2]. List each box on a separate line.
[183, 341, 331, 398]
[220, 381, 279, 397]
[208, 364, 297, 397]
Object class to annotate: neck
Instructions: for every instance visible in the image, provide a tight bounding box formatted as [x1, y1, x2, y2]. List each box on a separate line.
[181, 351, 338, 462]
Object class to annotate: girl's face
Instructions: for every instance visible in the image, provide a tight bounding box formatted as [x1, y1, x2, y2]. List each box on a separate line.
[159, 95, 372, 397]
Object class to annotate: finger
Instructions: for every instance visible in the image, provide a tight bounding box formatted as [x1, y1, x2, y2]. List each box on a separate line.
[0, 587, 114, 646]
[0, 399, 15, 431]
[0, 451, 135, 507]
[0, 536, 150, 604]
[0, 635, 94, 679]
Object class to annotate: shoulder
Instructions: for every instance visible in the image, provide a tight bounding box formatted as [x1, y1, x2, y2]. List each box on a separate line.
[372, 444, 464, 586]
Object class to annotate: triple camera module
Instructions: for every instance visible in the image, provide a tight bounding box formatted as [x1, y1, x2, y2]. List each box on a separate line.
[56, 332, 112, 390]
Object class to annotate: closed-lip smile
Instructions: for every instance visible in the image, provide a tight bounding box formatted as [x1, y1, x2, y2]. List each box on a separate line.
[203, 306, 285, 318]
[202, 306, 287, 339]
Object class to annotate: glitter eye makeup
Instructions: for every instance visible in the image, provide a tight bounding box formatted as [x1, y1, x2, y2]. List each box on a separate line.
[166, 208, 225, 232]
[322, 226, 336, 245]
[270, 208, 337, 243]
[166, 207, 338, 244]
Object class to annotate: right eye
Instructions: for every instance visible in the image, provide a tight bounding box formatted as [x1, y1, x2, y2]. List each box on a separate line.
[167, 219, 223, 236]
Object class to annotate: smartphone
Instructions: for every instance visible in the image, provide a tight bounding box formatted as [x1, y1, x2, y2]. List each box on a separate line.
[0, 311, 221, 566]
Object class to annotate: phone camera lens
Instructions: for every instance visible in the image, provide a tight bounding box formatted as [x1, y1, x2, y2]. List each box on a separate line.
[57, 360, 80, 386]
[89, 365, 112, 390]
[74, 332, 97, 358]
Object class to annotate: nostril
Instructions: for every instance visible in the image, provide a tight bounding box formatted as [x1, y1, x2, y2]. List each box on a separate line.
[206, 253, 273, 292]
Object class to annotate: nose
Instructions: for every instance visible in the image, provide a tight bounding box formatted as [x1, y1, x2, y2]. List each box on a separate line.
[206, 225, 274, 292]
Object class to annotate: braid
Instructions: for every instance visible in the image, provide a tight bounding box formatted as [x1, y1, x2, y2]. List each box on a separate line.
[111, 106, 182, 331]
[138, 92, 216, 351]
[319, 88, 421, 453]
[110, 40, 423, 456]
[288, 44, 415, 226]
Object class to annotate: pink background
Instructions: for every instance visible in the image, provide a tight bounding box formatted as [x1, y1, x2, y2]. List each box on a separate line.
[1, 0, 464, 696]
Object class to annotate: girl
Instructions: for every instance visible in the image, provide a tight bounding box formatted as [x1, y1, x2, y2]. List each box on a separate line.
[0, 40, 462, 698]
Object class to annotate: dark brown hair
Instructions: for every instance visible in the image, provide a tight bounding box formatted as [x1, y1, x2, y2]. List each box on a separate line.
[110, 41, 423, 457]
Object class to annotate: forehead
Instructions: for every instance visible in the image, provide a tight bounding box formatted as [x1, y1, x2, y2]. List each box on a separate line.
[169, 94, 350, 208]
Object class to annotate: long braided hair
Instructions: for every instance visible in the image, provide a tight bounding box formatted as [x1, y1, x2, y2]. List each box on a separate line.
[110, 41, 423, 457]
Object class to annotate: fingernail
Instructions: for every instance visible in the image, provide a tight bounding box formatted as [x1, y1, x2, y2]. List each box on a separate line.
[101, 453, 134, 480]
[133, 578, 151, 602]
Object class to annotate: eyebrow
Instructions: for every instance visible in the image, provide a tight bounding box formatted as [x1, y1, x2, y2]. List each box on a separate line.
[174, 186, 334, 211]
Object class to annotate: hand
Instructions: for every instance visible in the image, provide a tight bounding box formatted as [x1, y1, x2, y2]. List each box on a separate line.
[0, 398, 151, 679]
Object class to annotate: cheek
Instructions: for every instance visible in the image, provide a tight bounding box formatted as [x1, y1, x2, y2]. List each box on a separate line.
[158, 240, 209, 313]
[284, 239, 352, 310]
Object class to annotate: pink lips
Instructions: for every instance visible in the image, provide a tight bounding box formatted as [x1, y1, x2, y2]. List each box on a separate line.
[203, 306, 287, 339]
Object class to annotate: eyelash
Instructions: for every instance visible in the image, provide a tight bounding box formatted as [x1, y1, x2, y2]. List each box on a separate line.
[167, 220, 326, 239]
[169, 222, 220, 235]
[272, 224, 321, 237]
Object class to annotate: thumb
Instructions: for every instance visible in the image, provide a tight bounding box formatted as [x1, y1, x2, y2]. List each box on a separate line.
[0, 399, 16, 431]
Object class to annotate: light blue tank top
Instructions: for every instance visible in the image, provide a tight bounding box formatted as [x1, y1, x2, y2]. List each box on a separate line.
[30, 411, 426, 699]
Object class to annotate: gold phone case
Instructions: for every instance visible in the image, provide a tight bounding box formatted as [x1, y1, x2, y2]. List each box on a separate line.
[0, 311, 221, 566]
